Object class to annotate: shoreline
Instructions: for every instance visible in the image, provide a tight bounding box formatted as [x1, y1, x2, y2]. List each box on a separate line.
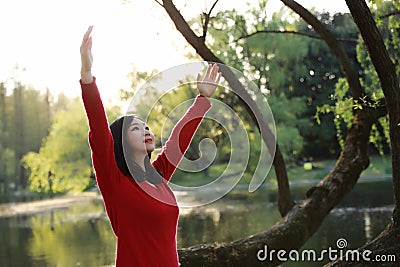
[0, 192, 102, 218]
[0, 174, 392, 218]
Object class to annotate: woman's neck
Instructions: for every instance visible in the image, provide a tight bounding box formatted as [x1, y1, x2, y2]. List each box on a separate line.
[131, 154, 146, 171]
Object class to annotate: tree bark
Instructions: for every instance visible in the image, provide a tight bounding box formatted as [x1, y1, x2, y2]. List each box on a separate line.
[0, 83, 8, 193]
[236, 30, 359, 44]
[178, 107, 380, 266]
[345, 0, 400, 225]
[325, 222, 400, 266]
[13, 84, 25, 191]
[327, 1, 400, 265]
[161, 0, 295, 217]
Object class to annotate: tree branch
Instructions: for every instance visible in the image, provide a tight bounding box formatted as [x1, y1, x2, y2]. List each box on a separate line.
[327, 1, 400, 265]
[234, 30, 359, 44]
[208, 0, 219, 15]
[201, 0, 219, 40]
[178, 107, 381, 266]
[153, 0, 163, 8]
[379, 10, 400, 19]
[346, 0, 400, 225]
[161, 0, 294, 216]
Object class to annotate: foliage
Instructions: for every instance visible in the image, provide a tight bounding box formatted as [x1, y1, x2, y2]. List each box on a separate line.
[187, 8, 308, 161]
[268, 93, 306, 159]
[0, 148, 16, 180]
[186, 6, 364, 160]
[315, 0, 399, 154]
[122, 68, 230, 164]
[200, 1, 396, 160]
[120, 66, 272, 185]
[23, 98, 121, 194]
[0, 81, 52, 192]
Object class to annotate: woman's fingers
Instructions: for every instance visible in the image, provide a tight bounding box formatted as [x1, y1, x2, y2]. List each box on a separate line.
[210, 64, 219, 81]
[196, 63, 222, 97]
[81, 26, 93, 52]
[88, 36, 92, 50]
[82, 25, 93, 41]
[80, 26, 94, 76]
[204, 63, 212, 80]
[205, 63, 218, 81]
[215, 72, 222, 85]
[201, 63, 219, 82]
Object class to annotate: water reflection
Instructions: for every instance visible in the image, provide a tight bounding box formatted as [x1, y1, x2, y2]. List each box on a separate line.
[0, 179, 394, 267]
[286, 205, 393, 266]
[0, 200, 116, 267]
[177, 201, 280, 248]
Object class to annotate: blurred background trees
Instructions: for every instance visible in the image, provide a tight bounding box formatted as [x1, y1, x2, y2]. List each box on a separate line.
[0, 0, 398, 203]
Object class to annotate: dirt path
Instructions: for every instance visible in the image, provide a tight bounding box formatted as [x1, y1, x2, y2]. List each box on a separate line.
[0, 192, 102, 218]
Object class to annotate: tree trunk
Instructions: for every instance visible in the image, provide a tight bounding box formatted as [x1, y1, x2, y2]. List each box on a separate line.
[345, 0, 400, 225]
[327, 1, 400, 265]
[178, 107, 380, 266]
[13, 83, 26, 191]
[0, 83, 8, 193]
[45, 88, 51, 135]
[187, 140, 210, 178]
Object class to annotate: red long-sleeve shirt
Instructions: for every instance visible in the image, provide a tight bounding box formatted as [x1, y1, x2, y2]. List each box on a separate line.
[81, 78, 211, 267]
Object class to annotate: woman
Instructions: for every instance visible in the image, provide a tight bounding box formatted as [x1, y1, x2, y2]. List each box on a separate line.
[80, 26, 221, 267]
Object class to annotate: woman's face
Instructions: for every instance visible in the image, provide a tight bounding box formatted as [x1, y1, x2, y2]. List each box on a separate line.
[125, 118, 155, 154]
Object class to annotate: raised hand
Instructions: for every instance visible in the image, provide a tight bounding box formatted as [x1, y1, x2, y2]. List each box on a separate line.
[196, 63, 222, 97]
[80, 25, 94, 84]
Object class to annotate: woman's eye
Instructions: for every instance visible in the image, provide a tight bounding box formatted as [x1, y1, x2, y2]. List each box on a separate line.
[132, 127, 139, 131]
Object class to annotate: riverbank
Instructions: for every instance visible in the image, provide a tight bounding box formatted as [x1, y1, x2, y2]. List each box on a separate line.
[0, 192, 101, 218]
[0, 155, 392, 217]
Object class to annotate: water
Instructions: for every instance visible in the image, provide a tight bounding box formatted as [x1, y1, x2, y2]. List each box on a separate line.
[0, 178, 394, 266]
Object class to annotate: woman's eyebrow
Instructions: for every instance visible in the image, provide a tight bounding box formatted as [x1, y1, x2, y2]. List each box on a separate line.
[130, 122, 145, 126]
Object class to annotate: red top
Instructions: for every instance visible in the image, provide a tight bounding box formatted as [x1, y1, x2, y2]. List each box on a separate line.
[81, 78, 211, 267]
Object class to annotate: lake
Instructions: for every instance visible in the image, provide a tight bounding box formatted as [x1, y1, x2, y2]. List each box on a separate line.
[0, 177, 394, 266]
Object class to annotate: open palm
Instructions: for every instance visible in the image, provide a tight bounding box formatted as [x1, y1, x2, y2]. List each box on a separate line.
[196, 63, 222, 97]
[80, 26, 94, 84]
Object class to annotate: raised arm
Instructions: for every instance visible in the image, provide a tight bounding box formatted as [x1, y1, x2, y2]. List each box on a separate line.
[80, 26, 109, 137]
[152, 64, 221, 181]
[80, 26, 119, 189]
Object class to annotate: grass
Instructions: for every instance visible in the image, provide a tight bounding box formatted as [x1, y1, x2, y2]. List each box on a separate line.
[170, 155, 392, 187]
[269, 155, 392, 183]
[362, 155, 392, 176]
[171, 164, 225, 187]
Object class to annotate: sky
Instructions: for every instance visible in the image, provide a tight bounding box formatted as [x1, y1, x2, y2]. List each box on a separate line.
[0, 0, 349, 102]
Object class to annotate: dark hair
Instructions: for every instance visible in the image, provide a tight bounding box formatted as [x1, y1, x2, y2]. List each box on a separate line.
[110, 115, 163, 185]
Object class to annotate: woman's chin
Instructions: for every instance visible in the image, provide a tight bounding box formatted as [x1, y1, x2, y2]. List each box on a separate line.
[146, 144, 155, 153]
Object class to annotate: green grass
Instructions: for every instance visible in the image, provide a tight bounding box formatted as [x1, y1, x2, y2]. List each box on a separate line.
[171, 163, 241, 187]
[170, 155, 392, 186]
[271, 155, 392, 182]
[362, 155, 392, 176]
